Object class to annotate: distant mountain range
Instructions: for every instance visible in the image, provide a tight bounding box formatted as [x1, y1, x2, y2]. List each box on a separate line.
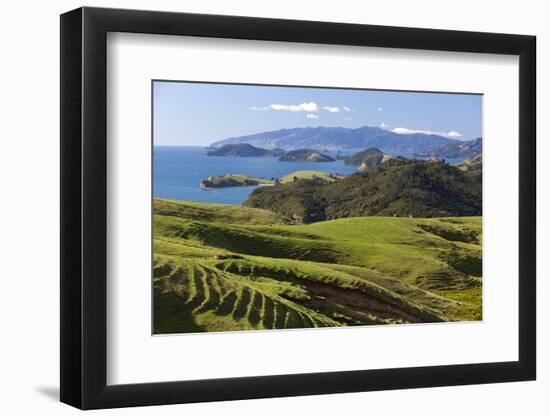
[417, 137, 482, 158]
[211, 125, 482, 158]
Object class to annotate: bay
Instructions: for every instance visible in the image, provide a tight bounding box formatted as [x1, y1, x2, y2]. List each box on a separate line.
[153, 146, 468, 205]
[153, 146, 358, 204]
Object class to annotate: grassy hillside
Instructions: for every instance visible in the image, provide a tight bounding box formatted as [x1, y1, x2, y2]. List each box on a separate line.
[245, 160, 482, 223]
[455, 153, 482, 172]
[154, 198, 482, 334]
[279, 170, 344, 184]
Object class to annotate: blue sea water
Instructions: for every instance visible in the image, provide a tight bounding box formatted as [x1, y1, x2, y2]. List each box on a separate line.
[153, 146, 468, 205]
[153, 146, 358, 204]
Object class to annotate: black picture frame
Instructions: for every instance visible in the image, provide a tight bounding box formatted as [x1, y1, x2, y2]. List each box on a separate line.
[60, 6, 536, 410]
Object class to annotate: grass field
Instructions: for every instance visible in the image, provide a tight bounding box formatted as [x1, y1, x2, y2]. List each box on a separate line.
[278, 170, 344, 184]
[153, 198, 482, 334]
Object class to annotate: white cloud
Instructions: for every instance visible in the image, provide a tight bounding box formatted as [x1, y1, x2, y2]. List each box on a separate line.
[391, 127, 463, 138]
[252, 102, 356, 116]
[379, 122, 388, 128]
[344, 117, 352, 121]
[377, 107, 383, 111]
[270, 102, 319, 112]
[252, 102, 351, 115]
[306, 113, 319, 119]
[392, 127, 416, 134]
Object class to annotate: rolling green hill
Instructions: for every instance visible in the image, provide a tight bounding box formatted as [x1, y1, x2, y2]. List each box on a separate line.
[455, 153, 482, 172]
[154, 198, 482, 334]
[244, 160, 482, 223]
[279, 170, 344, 184]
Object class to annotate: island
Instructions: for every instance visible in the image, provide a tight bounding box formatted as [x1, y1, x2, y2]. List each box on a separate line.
[206, 143, 275, 157]
[200, 170, 345, 189]
[344, 148, 386, 173]
[278, 149, 335, 162]
[342, 147, 410, 172]
[200, 174, 274, 189]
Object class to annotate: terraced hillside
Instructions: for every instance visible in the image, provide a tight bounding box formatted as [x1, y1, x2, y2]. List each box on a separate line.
[153, 198, 482, 334]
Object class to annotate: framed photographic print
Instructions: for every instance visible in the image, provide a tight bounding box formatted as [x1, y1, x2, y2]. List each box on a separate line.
[60, 7, 536, 409]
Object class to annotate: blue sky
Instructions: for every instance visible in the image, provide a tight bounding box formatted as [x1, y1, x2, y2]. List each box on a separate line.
[153, 81, 482, 146]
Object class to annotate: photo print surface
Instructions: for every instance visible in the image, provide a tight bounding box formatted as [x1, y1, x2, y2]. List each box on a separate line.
[152, 81, 483, 335]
